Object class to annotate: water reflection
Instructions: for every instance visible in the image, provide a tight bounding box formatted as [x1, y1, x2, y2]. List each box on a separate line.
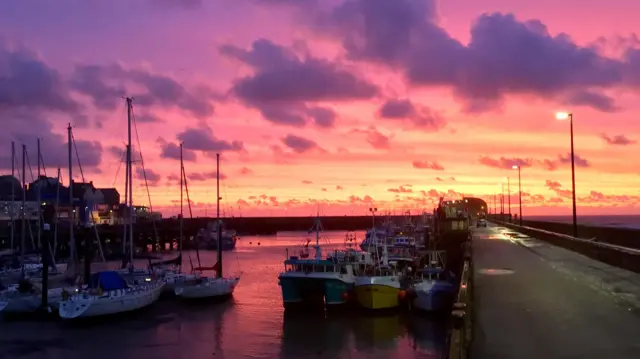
[280, 311, 353, 358]
[1, 232, 448, 359]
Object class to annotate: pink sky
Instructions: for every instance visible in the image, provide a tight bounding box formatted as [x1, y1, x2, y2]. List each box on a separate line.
[2, 0, 640, 218]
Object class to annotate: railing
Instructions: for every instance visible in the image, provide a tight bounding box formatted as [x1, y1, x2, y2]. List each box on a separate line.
[493, 220, 640, 273]
[447, 241, 473, 359]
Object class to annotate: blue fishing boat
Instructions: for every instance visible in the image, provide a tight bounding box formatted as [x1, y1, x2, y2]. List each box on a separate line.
[278, 216, 372, 308]
[410, 250, 457, 312]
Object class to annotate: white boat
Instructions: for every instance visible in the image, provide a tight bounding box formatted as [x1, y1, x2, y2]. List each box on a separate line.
[174, 276, 239, 298]
[58, 271, 163, 319]
[0, 282, 76, 313]
[174, 153, 241, 300]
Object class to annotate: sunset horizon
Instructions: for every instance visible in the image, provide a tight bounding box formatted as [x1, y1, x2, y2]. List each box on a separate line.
[2, 0, 640, 218]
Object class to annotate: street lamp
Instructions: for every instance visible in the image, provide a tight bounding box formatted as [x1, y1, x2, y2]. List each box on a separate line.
[512, 165, 522, 225]
[556, 111, 578, 238]
[368, 207, 378, 229]
[505, 176, 511, 221]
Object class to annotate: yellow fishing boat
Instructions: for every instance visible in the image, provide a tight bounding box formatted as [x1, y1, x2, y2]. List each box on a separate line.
[354, 274, 402, 309]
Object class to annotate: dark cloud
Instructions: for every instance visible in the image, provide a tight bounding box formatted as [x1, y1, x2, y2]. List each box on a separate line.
[135, 167, 161, 186]
[281, 0, 640, 112]
[151, 0, 202, 9]
[412, 160, 444, 170]
[220, 38, 378, 126]
[189, 171, 227, 181]
[0, 111, 102, 172]
[156, 137, 197, 161]
[378, 98, 445, 131]
[281, 134, 318, 153]
[600, 133, 636, 146]
[69, 63, 216, 119]
[0, 41, 80, 113]
[177, 126, 245, 154]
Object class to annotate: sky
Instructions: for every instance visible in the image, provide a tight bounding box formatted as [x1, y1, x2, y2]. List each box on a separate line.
[1, 0, 640, 218]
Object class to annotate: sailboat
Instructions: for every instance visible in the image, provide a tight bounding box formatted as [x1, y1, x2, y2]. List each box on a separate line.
[58, 98, 164, 319]
[0, 141, 73, 314]
[174, 153, 240, 299]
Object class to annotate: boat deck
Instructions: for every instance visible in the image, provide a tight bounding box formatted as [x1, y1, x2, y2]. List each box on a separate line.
[471, 224, 640, 359]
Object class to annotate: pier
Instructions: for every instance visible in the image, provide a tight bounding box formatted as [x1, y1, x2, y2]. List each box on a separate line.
[447, 221, 640, 359]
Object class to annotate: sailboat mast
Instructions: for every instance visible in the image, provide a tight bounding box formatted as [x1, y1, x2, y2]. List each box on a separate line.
[37, 138, 41, 251]
[216, 153, 222, 278]
[126, 97, 134, 266]
[179, 143, 183, 255]
[20, 144, 26, 276]
[10, 141, 15, 253]
[122, 144, 128, 255]
[68, 124, 75, 266]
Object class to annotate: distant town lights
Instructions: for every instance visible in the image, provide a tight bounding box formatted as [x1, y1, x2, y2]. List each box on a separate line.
[555, 111, 571, 120]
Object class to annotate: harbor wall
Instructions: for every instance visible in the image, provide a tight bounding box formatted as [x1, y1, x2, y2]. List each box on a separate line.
[491, 220, 640, 274]
[446, 241, 473, 359]
[487, 216, 640, 249]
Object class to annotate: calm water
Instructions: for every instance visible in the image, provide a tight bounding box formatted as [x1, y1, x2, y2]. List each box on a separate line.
[0, 231, 446, 359]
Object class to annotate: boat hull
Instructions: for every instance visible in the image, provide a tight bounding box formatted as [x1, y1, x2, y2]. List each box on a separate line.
[175, 277, 239, 299]
[412, 280, 456, 312]
[0, 287, 67, 313]
[58, 283, 164, 319]
[278, 275, 353, 307]
[354, 277, 401, 310]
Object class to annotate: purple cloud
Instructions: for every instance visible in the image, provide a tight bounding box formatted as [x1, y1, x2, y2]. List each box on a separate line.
[281, 134, 318, 153]
[378, 98, 445, 131]
[220, 39, 378, 126]
[177, 126, 244, 154]
[600, 133, 636, 146]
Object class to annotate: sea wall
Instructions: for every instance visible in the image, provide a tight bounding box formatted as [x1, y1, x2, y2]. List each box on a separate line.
[491, 219, 640, 273]
[488, 216, 640, 250]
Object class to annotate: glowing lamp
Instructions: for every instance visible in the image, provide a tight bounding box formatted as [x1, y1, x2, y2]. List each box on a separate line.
[555, 112, 571, 120]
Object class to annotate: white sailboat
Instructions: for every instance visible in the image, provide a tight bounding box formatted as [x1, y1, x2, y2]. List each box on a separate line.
[174, 153, 240, 299]
[59, 98, 164, 319]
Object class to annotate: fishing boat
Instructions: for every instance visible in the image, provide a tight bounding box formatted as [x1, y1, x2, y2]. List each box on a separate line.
[58, 270, 163, 319]
[174, 153, 241, 299]
[411, 251, 456, 312]
[354, 232, 418, 310]
[278, 216, 372, 308]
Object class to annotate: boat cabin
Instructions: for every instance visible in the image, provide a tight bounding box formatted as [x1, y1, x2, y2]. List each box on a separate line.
[284, 258, 355, 276]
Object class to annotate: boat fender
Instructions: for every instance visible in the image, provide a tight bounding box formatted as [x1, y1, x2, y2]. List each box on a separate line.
[398, 290, 406, 300]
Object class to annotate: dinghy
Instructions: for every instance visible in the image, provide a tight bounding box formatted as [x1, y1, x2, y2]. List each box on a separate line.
[59, 270, 163, 319]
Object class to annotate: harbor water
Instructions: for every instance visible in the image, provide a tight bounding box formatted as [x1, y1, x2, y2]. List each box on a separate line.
[0, 231, 447, 359]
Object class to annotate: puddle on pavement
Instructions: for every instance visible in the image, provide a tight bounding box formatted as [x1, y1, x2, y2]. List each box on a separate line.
[478, 268, 515, 275]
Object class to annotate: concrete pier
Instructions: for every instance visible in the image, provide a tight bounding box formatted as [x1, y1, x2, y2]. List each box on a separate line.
[470, 223, 640, 359]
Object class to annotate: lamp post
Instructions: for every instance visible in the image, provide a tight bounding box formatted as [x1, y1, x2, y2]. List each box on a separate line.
[501, 183, 504, 216]
[368, 207, 378, 228]
[556, 111, 578, 238]
[506, 177, 511, 222]
[512, 165, 522, 225]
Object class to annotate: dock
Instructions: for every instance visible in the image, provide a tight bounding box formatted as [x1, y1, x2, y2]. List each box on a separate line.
[465, 223, 640, 359]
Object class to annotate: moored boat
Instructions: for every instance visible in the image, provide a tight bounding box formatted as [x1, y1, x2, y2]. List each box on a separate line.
[174, 153, 241, 300]
[410, 251, 456, 312]
[278, 216, 372, 308]
[58, 271, 163, 319]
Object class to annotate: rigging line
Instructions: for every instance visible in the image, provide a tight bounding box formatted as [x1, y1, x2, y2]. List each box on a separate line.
[25, 150, 36, 183]
[37, 140, 48, 178]
[131, 104, 159, 242]
[111, 146, 126, 188]
[23, 149, 37, 250]
[71, 128, 106, 262]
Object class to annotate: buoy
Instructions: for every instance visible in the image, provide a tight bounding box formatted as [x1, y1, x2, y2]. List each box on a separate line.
[258, 242, 261, 245]
[249, 241, 252, 244]
[398, 290, 406, 299]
